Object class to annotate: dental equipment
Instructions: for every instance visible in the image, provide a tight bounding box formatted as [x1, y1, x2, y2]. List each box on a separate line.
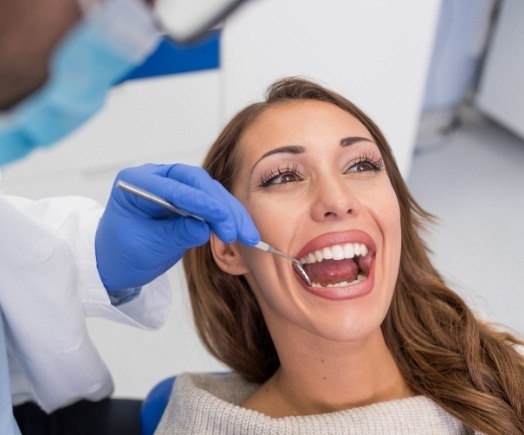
[253, 241, 312, 287]
[117, 180, 312, 286]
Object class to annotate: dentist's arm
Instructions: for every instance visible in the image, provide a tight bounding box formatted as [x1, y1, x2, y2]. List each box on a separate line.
[95, 163, 260, 293]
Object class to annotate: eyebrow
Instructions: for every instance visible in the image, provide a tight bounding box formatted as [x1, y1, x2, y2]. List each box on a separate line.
[250, 145, 305, 175]
[250, 136, 374, 174]
[340, 136, 373, 147]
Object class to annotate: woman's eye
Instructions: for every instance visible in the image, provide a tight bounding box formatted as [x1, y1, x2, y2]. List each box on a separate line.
[272, 172, 300, 184]
[349, 161, 375, 172]
[259, 166, 303, 187]
[347, 156, 384, 174]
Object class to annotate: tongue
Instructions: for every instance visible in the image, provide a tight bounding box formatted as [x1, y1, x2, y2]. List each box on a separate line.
[303, 258, 358, 286]
[357, 253, 373, 276]
[303, 253, 373, 287]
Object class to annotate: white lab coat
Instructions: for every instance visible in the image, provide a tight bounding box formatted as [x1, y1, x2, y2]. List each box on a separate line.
[0, 193, 172, 413]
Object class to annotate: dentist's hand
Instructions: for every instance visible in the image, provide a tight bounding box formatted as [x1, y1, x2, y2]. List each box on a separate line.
[95, 163, 260, 292]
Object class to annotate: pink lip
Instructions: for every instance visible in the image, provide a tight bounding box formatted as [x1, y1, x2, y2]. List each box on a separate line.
[294, 230, 377, 301]
[295, 230, 377, 260]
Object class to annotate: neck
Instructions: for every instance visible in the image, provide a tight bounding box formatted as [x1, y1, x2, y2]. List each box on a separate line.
[243, 329, 413, 417]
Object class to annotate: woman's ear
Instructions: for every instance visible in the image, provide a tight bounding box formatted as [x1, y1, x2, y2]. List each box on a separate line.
[210, 233, 250, 276]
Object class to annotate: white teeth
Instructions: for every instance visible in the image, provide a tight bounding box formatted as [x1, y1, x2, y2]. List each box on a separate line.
[322, 247, 333, 260]
[300, 243, 370, 265]
[343, 244, 355, 259]
[332, 245, 344, 260]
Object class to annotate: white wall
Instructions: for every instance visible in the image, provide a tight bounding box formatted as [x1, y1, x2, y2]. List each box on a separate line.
[1, 1, 441, 399]
[222, 0, 442, 176]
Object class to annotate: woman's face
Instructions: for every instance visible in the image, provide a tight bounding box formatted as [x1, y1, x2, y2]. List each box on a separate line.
[227, 100, 401, 343]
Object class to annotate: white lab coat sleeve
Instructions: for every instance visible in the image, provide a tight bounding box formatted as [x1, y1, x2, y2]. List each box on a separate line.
[47, 196, 172, 329]
[3, 194, 172, 327]
[0, 194, 172, 412]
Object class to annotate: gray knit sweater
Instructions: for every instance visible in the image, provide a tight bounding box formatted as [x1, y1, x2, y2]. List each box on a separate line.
[156, 372, 475, 434]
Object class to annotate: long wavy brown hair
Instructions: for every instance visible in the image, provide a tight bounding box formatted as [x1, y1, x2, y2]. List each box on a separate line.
[183, 77, 524, 434]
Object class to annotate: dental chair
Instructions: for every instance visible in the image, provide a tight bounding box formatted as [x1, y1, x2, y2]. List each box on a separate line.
[141, 372, 232, 434]
[140, 376, 176, 435]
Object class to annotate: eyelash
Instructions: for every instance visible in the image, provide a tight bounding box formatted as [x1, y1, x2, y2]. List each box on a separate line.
[259, 164, 303, 188]
[347, 153, 384, 173]
[258, 154, 384, 188]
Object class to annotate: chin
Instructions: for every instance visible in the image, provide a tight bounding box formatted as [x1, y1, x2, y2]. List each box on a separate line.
[296, 305, 387, 344]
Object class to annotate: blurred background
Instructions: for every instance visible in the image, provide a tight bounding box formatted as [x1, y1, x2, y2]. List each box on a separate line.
[1, 0, 522, 399]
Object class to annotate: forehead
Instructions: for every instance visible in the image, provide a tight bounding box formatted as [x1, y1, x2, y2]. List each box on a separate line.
[238, 100, 373, 160]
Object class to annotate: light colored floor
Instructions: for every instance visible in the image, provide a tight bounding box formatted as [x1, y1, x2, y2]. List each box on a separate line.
[407, 112, 524, 336]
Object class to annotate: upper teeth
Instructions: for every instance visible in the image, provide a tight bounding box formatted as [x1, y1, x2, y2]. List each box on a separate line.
[299, 243, 369, 265]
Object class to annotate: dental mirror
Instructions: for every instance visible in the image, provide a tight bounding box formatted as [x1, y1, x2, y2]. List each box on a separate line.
[254, 242, 312, 287]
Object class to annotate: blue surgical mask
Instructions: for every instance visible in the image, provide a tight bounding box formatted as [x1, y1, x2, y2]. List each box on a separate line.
[0, 0, 160, 166]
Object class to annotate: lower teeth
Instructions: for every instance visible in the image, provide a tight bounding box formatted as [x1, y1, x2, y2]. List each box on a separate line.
[311, 273, 366, 288]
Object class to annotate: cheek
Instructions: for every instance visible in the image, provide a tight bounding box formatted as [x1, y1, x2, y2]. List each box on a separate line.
[364, 182, 402, 276]
[383, 196, 402, 244]
[244, 194, 305, 249]
[377, 187, 402, 288]
[237, 195, 307, 307]
[372, 183, 401, 242]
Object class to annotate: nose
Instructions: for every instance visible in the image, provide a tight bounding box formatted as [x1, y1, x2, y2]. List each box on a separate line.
[310, 175, 361, 221]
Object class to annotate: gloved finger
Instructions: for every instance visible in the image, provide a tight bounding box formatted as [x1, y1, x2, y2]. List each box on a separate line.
[163, 164, 241, 241]
[208, 180, 260, 246]
[141, 172, 244, 244]
[112, 166, 176, 218]
[118, 163, 259, 245]
[166, 216, 211, 251]
[166, 164, 259, 245]
[118, 165, 232, 225]
[159, 165, 227, 220]
[152, 176, 240, 232]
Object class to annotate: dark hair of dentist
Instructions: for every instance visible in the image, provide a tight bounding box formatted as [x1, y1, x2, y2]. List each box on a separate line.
[183, 77, 524, 434]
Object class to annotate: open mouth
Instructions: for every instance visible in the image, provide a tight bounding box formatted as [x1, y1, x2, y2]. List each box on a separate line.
[298, 242, 374, 288]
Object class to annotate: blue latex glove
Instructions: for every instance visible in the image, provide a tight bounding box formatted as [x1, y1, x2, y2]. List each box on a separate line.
[95, 163, 260, 292]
